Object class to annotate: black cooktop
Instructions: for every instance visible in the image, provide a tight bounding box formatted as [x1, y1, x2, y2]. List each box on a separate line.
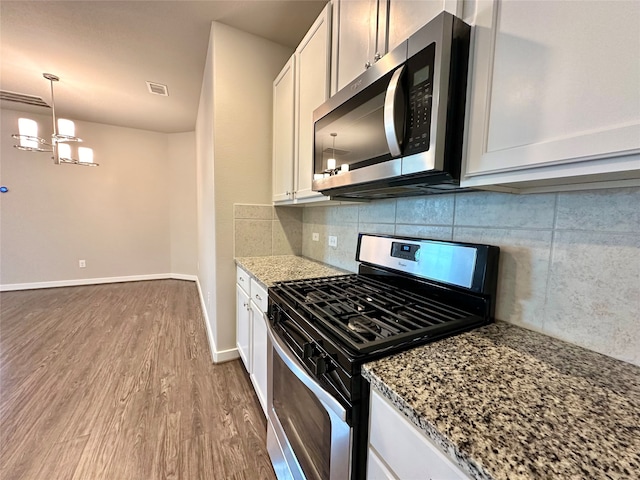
[270, 272, 488, 355]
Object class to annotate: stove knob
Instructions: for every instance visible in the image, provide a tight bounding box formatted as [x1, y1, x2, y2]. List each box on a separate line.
[303, 342, 315, 359]
[314, 355, 328, 376]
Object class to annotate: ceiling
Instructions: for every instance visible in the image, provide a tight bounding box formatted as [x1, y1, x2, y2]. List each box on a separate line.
[0, 0, 327, 133]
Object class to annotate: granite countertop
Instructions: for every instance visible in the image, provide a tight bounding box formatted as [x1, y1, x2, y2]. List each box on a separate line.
[362, 321, 640, 480]
[235, 255, 349, 288]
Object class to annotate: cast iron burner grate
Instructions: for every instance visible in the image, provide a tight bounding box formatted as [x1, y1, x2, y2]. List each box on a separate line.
[273, 274, 483, 354]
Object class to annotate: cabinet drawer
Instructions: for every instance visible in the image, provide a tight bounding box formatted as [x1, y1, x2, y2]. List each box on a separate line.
[369, 389, 469, 480]
[236, 267, 251, 295]
[250, 279, 268, 313]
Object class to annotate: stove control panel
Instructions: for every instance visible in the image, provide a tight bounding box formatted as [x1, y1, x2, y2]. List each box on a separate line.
[358, 234, 483, 290]
[391, 242, 420, 262]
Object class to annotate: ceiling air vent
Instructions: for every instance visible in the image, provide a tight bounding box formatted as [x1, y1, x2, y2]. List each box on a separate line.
[0, 90, 50, 108]
[146, 81, 169, 96]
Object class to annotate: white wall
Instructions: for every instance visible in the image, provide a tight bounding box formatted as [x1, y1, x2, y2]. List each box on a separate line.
[0, 108, 197, 288]
[196, 22, 291, 361]
[168, 131, 197, 276]
[1, 108, 169, 286]
[196, 31, 218, 359]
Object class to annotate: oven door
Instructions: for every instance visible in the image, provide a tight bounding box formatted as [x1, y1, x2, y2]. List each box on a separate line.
[266, 320, 351, 480]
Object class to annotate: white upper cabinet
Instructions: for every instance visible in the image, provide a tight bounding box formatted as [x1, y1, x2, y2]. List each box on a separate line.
[273, 3, 336, 205]
[295, 3, 332, 201]
[272, 55, 296, 203]
[462, 0, 640, 192]
[332, 0, 381, 93]
[332, 0, 460, 93]
[387, 0, 461, 52]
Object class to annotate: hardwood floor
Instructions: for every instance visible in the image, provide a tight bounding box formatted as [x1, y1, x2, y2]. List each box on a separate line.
[0, 280, 276, 480]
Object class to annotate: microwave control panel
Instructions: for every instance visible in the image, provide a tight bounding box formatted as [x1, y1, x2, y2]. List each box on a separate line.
[404, 43, 435, 156]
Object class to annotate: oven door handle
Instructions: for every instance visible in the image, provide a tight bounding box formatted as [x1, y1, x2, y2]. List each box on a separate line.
[267, 321, 347, 422]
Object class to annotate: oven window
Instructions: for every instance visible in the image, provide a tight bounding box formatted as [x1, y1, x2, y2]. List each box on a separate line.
[273, 353, 331, 480]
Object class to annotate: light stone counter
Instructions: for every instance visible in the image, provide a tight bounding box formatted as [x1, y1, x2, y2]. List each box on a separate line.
[362, 321, 640, 480]
[235, 255, 348, 289]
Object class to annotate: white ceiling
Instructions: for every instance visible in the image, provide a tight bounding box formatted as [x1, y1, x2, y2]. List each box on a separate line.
[0, 0, 327, 133]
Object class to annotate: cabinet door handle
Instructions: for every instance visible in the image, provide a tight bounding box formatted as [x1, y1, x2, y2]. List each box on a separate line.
[364, 61, 372, 70]
[374, 52, 382, 62]
[255, 293, 262, 302]
[239, 277, 244, 282]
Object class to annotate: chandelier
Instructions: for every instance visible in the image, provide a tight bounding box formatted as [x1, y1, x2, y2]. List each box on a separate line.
[12, 73, 98, 167]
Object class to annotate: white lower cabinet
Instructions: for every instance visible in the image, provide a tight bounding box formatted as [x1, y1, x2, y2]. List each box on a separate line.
[236, 284, 251, 370]
[235, 267, 269, 416]
[250, 300, 268, 414]
[249, 278, 268, 415]
[368, 388, 470, 480]
[366, 448, 396, 480]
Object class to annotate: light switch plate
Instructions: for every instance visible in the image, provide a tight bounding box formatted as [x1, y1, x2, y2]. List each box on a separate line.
[328, 235, 338, 247]
[312, 232, 319, 241]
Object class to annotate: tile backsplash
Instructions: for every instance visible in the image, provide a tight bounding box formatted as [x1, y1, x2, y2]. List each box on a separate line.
[300, 187, 640, 366]
[234, 204, 302, 257]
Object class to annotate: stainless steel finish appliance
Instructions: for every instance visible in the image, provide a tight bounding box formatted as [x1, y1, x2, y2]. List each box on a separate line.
[312, 12, 470, 199]
[266, 233, 499, 479]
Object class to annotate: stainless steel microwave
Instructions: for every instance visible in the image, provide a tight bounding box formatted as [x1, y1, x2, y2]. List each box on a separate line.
[312, 12, 470, 199]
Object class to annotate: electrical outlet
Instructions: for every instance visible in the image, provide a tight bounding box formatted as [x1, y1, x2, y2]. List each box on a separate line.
[328, 235, 338, 247]
[79, 260, 86, 268]
[312, 232, 319, 242]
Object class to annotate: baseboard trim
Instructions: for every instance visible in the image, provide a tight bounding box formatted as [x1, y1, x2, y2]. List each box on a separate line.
[170, 273, 198, 282]
[195, 278, 239, 364]
[0, 273, 201, 292]
[215, 347, 240, 363]
[195, 278, 217, 364]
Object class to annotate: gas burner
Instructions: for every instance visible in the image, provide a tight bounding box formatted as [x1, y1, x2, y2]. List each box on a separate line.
[347, 317, 381, 335]
[304, 291, 327, 303]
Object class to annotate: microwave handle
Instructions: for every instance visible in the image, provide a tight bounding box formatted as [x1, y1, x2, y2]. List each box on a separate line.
[383, 65, 406, 158]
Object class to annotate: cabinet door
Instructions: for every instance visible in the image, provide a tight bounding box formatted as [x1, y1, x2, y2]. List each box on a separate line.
[273, 55, 296, 203]
[387, 0, 461, 53]
[367, 448, 396, 479]
[369, 389, 470, 479]
[333, 0, 379, 92]
[463, 0, 640, 191]
[236, 285, 251, 372]
[250, 300, 268, 415]
[295, 3, 332, 201]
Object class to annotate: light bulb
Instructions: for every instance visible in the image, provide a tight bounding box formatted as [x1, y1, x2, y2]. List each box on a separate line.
[57, 119, 75, 137]
[58, 143, 72, 160]
[18, 118, 39, 148]
[78, 147, 93, 163]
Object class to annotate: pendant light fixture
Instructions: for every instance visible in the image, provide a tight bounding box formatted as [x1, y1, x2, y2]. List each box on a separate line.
[327, 133, 337, 171]
[11, 73, 98, 167]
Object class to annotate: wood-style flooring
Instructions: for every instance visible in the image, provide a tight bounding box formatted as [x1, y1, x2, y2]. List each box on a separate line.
[0, 279, 276, 480]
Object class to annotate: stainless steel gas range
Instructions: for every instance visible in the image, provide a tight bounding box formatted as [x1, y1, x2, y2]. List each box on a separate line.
[265, 233, 499, 480]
